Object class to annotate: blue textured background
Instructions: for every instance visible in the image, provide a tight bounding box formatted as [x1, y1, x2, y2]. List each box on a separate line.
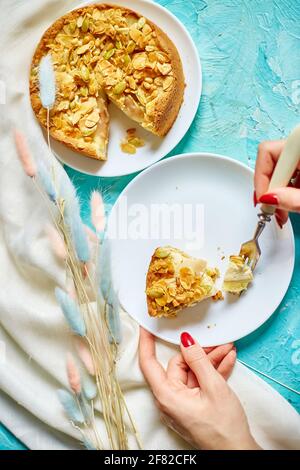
[1, 0, 299, 450]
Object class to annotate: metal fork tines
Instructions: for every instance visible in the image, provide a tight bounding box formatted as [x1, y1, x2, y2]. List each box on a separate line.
[239, 212, 272, 271]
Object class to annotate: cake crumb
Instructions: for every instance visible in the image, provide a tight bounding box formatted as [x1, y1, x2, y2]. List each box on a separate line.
[212, 290, 224, 301]
[120, 128, 145, 154]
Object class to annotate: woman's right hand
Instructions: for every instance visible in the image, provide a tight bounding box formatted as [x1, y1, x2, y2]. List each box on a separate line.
[139, 328, 260, 450]
[254, 140, 300, 227]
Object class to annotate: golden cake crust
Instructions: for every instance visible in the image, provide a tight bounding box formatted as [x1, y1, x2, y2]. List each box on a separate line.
[29, 4, 185, 160]
[147, 24, 185, 136]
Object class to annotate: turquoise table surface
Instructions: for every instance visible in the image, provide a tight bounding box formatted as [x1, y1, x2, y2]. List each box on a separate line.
[1, 0, 299, 450]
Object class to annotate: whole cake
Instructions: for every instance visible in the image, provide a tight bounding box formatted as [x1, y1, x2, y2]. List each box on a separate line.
[29, 4, 185, 161]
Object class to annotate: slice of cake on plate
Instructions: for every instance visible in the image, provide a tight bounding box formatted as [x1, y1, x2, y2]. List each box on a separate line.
[146, 246, 219, 318]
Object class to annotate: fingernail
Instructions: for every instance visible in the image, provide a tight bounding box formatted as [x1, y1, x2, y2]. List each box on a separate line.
[253, 190, 257, 207]
[275, 214, 283, 229]
[181, 332, 195, 348]
[259, 193, 279, 205]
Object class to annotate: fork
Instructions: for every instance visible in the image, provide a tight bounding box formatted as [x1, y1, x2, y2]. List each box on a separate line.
[240, 124, 300, 271]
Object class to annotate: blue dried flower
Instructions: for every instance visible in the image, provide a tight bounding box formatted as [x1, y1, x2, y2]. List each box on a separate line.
[59, 171, 90, 263]
[68, 212, 90, 263]
[55, 287, 86, 337]
[57, 389, 84, 424]
[39, 54, 56, 109]
[37, 160, 56, 202]
[100, 241, 121, 343]
[82, 373, 97, 401]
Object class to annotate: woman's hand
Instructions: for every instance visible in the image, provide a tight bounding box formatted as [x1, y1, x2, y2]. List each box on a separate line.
[254, 140, 300, 227]
[139, 328, 260, 450]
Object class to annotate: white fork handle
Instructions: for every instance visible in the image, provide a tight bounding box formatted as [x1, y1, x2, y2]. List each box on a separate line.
[261, 124, 300, 215]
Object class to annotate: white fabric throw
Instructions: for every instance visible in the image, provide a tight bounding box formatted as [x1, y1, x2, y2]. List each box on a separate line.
[0, 0, 299, 450]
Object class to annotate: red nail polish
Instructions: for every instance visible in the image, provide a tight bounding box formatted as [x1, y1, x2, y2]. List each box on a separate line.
[253, 191, 257, 207]
[181, 332, 195, 348]
[259, 193, 279, 205]
[275, 214, 283, 229]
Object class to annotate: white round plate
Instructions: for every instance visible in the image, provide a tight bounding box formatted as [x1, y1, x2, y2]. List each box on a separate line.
[50, 0, 202, 177]
[106, 153, 295, 346]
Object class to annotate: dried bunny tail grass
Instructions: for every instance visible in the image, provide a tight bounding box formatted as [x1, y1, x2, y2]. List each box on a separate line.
[82, 437, 97, 450]
[39, 54, 56, 150]
[100, 241, 121, 343]
[66, 353, 81, 395]
[82, 373, 97, 401]
[91, 191, 105, 233]
[57, 389, 85, 424]
[78, 394, 92, 423]
[58, 172, 90, 263]
[58, 168, 78, 212]
[13, 125, 139, 448]
[55, 287, 86, 337]
[69, 212, 91, 263]
[39, 54, 56, 109]
[84, 225, 98, 244]
[37, 159, 57, 202]
[106, 302, 122, 344]
[74, 338, 95, 376]
[14, 130, 36, 177]
[45, 223, 67, 260]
